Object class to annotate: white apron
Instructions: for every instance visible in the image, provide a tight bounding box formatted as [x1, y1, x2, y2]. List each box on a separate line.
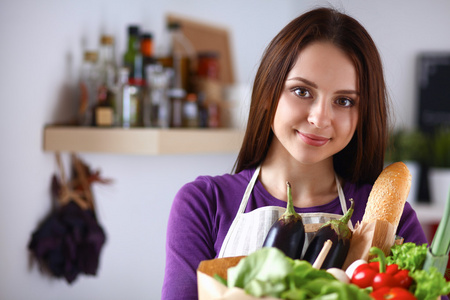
[218, 165, 352, 258]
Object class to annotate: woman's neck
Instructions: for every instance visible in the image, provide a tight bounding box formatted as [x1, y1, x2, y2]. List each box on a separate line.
[259, 143, 339, 208]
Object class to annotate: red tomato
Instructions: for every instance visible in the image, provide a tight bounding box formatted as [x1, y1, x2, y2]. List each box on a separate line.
[385, 264, 399, 275]
[369, 261, 380, 270]
[351, 265, 378, 288]
[394, 269, 413, 289]
[350, 259, 414, 291]
[372, 273, 398, 290]
[370, 287, 417, 300]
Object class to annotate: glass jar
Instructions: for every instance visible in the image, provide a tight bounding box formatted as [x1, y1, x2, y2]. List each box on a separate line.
[197, 51, 220, 80]
[183, 93, 199, 127]
[78, 51, 99, 126]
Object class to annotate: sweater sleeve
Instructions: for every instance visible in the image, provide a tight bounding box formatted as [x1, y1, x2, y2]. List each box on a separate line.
[396, 202, 429, 245]
[162, 178, 217, 300]
[348, 183, 428, 245]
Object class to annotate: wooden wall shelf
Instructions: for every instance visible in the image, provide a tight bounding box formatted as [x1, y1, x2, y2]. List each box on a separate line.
[43, 126, 244, 155]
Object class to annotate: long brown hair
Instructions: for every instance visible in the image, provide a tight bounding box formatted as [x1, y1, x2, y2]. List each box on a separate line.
[234, 7, 389, 185]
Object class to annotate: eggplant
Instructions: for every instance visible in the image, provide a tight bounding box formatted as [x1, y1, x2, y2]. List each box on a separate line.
[302, 198, 354, 269]
[262, 182, 305, 259]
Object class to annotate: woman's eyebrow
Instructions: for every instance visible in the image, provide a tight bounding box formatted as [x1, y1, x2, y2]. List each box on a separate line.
[287, 76, 359, 95]
[287, 76, 318, 88]
[338, 89, 360, 95]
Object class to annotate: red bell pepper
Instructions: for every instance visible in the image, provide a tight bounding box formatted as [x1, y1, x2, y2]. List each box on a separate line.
[350, 247, 413, 290]
[370, 286, 417, 300]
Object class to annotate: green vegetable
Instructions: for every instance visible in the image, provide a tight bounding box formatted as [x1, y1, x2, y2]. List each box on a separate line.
[370, 242, 450, 299]
[227, 246, 293, 294]
[423, 188, 450, 275]
[213, 273, 227, 286]
[371, 242, 427, 273]
[280, 277, 372, 300]
[428, 186, 450, 256]
[222, 247, 372, 299]
[410, 267, 450, 300]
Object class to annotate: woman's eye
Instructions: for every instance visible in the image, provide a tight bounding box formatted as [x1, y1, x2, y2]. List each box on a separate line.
[293, 87, 311, 98]
[336, 97, 354, 107]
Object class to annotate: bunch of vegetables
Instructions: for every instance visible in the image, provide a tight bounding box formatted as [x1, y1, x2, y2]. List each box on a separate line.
[348, 247, 416, 299]
[212, 181, 450, 299]
[214, 243, 450, 299]
[360, 242, 450, 300]
[215, 247, 372, 299]
[344, 243, 450, 299]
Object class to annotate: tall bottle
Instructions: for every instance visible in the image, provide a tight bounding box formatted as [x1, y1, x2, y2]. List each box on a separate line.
[116, 68, 129, 127]
[166, 22, 196, 92]
[78, 50, 99, 126]
[98, 35, 117, 89]
[144, 64, 172, 128]
[123, 25, 143, 84]
[196, 51, 222, 128]
[117, 67, 142, 127]
[140, 32, 157, 81]
[158, 22, 196, 127]
[94, 35, 117, 126]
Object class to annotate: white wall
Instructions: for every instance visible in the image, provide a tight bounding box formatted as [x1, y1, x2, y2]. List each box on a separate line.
[1, 0, 450, 299]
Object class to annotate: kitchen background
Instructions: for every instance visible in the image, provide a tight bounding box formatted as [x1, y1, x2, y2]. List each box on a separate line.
[1, 0, 450, 299]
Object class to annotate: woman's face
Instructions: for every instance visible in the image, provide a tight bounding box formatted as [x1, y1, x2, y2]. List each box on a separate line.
[271, 41, 359, 166]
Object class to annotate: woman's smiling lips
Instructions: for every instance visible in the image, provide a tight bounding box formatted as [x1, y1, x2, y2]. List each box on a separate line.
[297, 131, 331, 146]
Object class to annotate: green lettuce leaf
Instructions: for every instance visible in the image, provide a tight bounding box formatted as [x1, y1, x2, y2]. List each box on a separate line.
[245, 278, 288, 298]
[302, 279, 372, 300]
[371, 242, 427, 272]
[227, 247, 292, 291]
[410, 267, 450, 300]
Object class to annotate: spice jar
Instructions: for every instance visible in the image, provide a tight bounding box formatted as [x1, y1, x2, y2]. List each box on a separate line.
[183, 93, 199, 127]
[197, 52, 220, 80]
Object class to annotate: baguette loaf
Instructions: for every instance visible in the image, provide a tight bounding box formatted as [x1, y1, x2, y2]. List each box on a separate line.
[362, 162, 411, 229]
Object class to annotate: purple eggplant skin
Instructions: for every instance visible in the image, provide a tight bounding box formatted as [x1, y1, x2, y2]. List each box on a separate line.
[302, 199, 354, 269]
[262, 182, 305, 259]
[262, 216, 305, 259]
[302, 226, 350, 269]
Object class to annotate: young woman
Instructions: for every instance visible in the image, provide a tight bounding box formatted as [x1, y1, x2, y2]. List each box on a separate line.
[162, 7, 427, 299]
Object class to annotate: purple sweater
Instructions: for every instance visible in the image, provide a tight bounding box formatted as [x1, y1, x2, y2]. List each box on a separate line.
[162, 168, 428, 299]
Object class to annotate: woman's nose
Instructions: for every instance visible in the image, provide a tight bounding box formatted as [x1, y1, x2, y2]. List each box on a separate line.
[307, 99, 331, 129]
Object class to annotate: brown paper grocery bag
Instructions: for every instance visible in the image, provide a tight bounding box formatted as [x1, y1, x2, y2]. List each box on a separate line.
[197, 271, 280, 300]
[342, 220, 396, 270]
[198, 256, 246, 280]
[197, 256, 279, 300]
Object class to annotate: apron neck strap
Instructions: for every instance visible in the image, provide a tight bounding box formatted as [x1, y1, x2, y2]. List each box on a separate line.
[335, 173, 352, 229]
[335, 173, 348, 214]
[236, 165, 261, 214]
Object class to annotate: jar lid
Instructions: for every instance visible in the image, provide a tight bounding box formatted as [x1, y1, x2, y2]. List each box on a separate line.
[198, 51, 220, 59]
[186, 93, 197, 102]
[168, 88, 186, 98]
[128, 25, 140, 36]
[141, 33, 153, 40]
[100, 35, 114, 45]
[84, 51, 98, 62]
